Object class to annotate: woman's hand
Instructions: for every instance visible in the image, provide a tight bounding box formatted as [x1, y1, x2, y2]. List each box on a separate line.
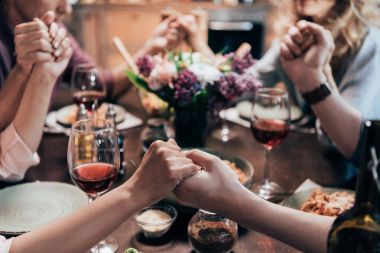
[280, 20, 335, 92]
[174, 149, 248, 215]
[124, 139, 200, 208]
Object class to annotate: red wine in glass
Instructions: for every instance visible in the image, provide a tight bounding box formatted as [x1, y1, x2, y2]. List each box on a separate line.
[251, 119, 289, 150]
[250, 88, 290, 200]
[73, 90, 106, 111]
[71, 162, 118, 196]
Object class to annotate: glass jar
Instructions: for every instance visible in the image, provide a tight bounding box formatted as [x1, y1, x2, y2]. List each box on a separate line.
[141, 118, 173, 152]
[188, 209, 238, 253]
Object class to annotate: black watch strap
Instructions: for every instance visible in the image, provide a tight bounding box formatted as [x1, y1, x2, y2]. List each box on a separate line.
[301, 83, 331, 105]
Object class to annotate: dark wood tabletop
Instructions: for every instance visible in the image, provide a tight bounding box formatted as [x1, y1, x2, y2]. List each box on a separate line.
[0, 90, 348, 253]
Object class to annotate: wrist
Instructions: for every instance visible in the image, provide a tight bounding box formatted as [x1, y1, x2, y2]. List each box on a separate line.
[33, 64, 59, 84]
[121, 178, 150, 211]
[15, 63, 32, 77]
[296, 70, 327, 93]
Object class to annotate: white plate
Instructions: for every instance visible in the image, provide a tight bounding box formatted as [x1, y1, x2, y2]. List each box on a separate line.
[0, 182, 88, 235]
[56, 103, 126, 127]
[46, 105, 143, 133]
[236, 101, 303, 122]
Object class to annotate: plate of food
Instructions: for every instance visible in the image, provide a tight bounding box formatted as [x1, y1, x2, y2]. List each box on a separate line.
[0, 182, 88, 235]
[56, 103, 126, 127]
[163, 148, 254, 213]
[236, 101, 303, 123]
[283, 187, 355, 217]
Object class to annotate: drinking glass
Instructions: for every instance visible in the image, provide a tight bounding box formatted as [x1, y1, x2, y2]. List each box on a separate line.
[68, 119, 120, 253]
[250, 88, 290, 200]
[71, 64, 106, 116]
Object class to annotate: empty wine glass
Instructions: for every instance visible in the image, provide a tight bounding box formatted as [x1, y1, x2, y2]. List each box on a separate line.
[71, 64, 106, 117]
[250, 88, 290, 200]
[68, 119, 120, 253]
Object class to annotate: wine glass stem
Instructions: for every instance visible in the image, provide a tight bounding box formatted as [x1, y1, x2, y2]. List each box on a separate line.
[262, 149, 271, 185]
[88, 193, 98, 204]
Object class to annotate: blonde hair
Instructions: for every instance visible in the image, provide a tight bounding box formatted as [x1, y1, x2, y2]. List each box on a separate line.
[272, 0, 379, 63]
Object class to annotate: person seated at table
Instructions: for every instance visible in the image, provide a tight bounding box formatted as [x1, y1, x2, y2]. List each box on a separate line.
[173, 17, 379, 251]
[180, 0, 380, 161]
[0, 139, 199, 253]
[0, 0, 184, 132]
[0, 12, 72, 181]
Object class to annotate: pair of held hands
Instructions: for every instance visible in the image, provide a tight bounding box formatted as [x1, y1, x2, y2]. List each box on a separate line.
[149, 15, 200, 53]
[127, 139, 245, 215]
[14, 11, 73, 80]
[280, 20, 335, 92]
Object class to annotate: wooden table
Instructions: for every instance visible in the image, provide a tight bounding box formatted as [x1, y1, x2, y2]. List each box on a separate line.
[0, 90, 347, 253]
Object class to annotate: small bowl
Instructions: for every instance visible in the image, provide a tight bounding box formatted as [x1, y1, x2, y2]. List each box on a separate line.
[135, 205, 177, 238]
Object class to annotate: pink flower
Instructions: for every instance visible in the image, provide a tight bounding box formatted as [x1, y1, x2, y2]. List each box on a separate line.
[148, 56, 177, 90]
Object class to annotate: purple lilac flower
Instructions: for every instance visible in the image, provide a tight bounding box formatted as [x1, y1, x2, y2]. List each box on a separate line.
[216, 72, 239, 100]
[235, 72, 262, 94]
[232, 53, 256, 74]
[216, 72, 261, 101]
[136, 55, 155, 77]
[173, 70, 201, 106]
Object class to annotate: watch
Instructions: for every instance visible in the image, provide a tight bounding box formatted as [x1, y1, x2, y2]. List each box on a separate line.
[301, 83, 331, 105]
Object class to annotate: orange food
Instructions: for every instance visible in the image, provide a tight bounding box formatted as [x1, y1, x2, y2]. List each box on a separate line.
[300, 189, 354, 217]
[223, 160, 247, 184]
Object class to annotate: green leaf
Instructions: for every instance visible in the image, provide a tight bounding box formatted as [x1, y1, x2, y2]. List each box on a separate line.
[192, 89, 207, 105]
[217, 46, 229, 55]
[124, 248, 140, 253]
[126, 70, 150, 91]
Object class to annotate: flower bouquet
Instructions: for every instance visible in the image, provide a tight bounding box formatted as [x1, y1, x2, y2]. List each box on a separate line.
[127, 50, 261, 147]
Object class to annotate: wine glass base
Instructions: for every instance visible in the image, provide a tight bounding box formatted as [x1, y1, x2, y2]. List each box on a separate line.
[251, 181, 284, 201]
[89, 236, 119, 253]
[212, 126, 236, 143]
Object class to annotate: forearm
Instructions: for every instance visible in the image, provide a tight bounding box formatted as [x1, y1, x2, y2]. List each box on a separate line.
[189, 37, 214, 57]
[226, 189, 333, 253]
[0, 65, 30, 131]
[11, 185, 142, 253]
[311, 91, 361, 158]
[109, 63, 132, 99]
[12, 67, 56, 152]
[134, 39, 159, 61]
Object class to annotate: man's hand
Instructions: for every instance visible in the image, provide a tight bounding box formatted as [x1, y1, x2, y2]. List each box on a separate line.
[280, 21, 335, 92]
[124, 139, 199, 208]
[14, 16, 54, 73]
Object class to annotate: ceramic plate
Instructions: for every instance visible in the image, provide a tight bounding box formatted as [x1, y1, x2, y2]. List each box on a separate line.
[0, 182, 88, 235]
[163, 148, 254, 213]
[236, 101, 303, 123]
[56, 103, 126, 127]
[282, 187, 355, 210]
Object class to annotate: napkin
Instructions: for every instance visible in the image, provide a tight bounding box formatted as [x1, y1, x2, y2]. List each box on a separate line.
[294, 179, 321, 193]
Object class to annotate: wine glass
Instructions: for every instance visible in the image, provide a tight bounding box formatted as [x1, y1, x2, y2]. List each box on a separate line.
[71, 64, 106, 117]
[68, 119, 120, 253]
[250, 88, 290, 200]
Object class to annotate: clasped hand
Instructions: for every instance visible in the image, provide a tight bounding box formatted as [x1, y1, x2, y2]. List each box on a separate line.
[14, 11, 72, 79]
[127, 139, 247, 216]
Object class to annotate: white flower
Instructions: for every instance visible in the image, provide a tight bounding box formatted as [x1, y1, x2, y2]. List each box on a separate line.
[148, 56, 177, 90]
[188, 63, 222, 87]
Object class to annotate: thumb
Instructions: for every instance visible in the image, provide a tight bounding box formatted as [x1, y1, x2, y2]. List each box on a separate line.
[41, 11, 55, 26]
[184, 149, 218, 171]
